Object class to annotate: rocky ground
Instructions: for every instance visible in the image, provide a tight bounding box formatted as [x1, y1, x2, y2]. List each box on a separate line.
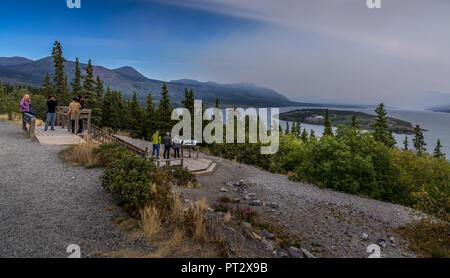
[178, 153, 418, 258]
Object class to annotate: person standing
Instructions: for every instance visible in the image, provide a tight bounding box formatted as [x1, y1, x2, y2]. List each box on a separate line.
[19, 94, 32, 131]
[163, 132, 172, 159]
[77, 95, 85, 133]
[152, 130, 161, 159]
[66, 97, 81, 134]
[172, 137, 181, 158]
[44, 96, 57, 131]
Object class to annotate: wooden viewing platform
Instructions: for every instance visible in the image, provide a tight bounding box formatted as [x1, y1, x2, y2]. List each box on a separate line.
[22, 107, 215, 175]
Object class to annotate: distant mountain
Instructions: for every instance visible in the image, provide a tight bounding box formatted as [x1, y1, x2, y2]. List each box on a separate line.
[0, 56, 298, 107]
[429, 104, 450, 113]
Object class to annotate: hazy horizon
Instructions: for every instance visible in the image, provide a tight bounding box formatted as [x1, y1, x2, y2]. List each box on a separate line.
[1, 0, 450, 108]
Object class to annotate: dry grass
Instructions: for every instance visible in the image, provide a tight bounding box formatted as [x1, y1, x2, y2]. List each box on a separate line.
[59, 142, 100, 168]
[0, 113, 45, 126]
[224, 211, 232, 224]
[140, 206, 162, 239]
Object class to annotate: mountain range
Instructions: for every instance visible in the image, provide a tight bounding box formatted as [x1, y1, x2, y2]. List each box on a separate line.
[0, 56, 301, 107]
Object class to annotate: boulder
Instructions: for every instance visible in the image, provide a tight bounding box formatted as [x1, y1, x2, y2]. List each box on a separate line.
[249, 200, 263, 206]
[262, 229, 274, 239]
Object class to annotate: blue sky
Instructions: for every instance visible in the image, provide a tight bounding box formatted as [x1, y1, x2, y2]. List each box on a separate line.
[0, 0, 261, 79]
[1, 0, 450, 107]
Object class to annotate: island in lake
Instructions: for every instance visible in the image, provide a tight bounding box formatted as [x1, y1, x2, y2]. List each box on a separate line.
[279, 109, 419, 134]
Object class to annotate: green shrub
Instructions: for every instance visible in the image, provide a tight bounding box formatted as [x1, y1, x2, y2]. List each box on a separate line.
[168, 167, 197, 187]
[93, 143, 131, 167]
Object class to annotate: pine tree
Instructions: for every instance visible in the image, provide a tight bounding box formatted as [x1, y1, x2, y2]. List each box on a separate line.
[102, 86, 113, 127]
[351, 114, 358, 128]
[291, 122, 297, 136]
[129, 91, 144, 138]
[301, 129, 309, 143]
[323, 109, 333, 136]
[433, 139, 444, 159]
[181, 87, 195, 138]
[373, 103, 395, 148]
[145, 92, 156, 139]
[285, 121, 290, 135]
[310, 129, 316, 142]
[51, 41, 67, 99]
[296, 121, 301, 138]
[403, 135, 409, 151]
[413, 125, 426, 153]
[215, 97, 219, 109]
[82, 59, 101, 125]
[92, 76, 104, 126]
[42, 72, 54, 96]
[70, 57, 82, 96]
[156, 83, 174, 134]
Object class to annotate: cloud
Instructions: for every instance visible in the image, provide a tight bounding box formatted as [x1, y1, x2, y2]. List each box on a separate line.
[154, 0, 450, 106]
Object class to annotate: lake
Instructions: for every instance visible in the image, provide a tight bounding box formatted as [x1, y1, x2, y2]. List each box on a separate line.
[279, 106, 450, 157]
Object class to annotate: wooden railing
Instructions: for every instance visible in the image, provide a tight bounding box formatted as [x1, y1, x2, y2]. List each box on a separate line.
[22, 113, 36, 138]
[56, 106, 92, 133]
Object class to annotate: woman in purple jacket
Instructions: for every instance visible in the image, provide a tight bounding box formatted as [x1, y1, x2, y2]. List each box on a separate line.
[19, 94, 32, 130]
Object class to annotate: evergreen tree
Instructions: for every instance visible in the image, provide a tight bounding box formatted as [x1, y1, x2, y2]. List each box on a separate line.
[42, 72, 53, 96]
[82, 59, 102, 125]
[373, 103, 395, 148]
[310, 129, 316, 142]
[296, 121, 301, 138]
[351, 114, 358, 128]
[323, 109, 333, 136]
[70, 57, 82, 96]
[215, 97, 219, 109]
[129, 91, 144, 138]
[291, 122, 297, 136]
[156, 83, 174, 134]
[102, 86, 113, 127]
[285, 121, 290, 135]
[181, 87, 195, 138]
[413, 125, 426, 153]
[51, 41, 67, 99]
[145, 92, 156, 139]
[433, 139, 445, 159]
[403, 135, 409, 151]
[301, 129, 309, 143]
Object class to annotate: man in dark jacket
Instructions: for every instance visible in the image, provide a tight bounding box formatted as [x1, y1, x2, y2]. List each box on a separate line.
[163, 132, 172, 159]
[44, 96, 57, 131]
[77, 95, 85, 133]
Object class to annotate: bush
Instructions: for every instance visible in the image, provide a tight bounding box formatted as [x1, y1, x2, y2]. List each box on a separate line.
[101, 154, 172, 214]
[93, 143, 131, 167]
[168, 167, 197, 187]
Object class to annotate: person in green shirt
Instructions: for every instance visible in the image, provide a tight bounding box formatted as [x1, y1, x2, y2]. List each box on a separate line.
[151, 130, 161, 159]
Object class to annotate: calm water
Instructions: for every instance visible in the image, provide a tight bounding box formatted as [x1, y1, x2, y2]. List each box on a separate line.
[279, 107, 450, 157]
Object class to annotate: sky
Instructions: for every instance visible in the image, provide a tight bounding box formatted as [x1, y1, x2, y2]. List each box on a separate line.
[1, 0, 450, 108]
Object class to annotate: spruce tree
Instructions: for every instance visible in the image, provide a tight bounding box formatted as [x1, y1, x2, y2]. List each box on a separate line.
[42, 72, 54, 96]
[351, 114, 358, 128]
[102, 86, 113, 127]
[323, 109, 333, 136]
[310, 129, 316, 142]
[215, 97, 219, 109]
[301, 129, 309, 143]
[403, 135, 409, 150]
[129, 91, 144, 138]
[433, 139, 444, 159]
[93, 76, 104, 126]
[296, 121, 301, 138]
[285, 121, 290, 135]
[70, 57, 82, 97]
[51, 41, 67, 99]
[156, 83, 174, 134]
[373, 103, 395, 147]
[82, 59, 101, 125]
[413, 125, 426, 153]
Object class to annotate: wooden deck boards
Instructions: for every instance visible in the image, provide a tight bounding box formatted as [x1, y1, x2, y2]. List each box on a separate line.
[34, 126, 85, 145]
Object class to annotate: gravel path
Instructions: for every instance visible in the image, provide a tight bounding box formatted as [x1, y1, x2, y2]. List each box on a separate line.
[181, 154, 419, 258]
[0, 121, 152, 258]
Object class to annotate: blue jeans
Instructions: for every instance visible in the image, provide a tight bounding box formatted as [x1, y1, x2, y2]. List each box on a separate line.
[173, 148, 180, 158]
[152, 144, 160, 159]
[45, 112, 56, 130]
